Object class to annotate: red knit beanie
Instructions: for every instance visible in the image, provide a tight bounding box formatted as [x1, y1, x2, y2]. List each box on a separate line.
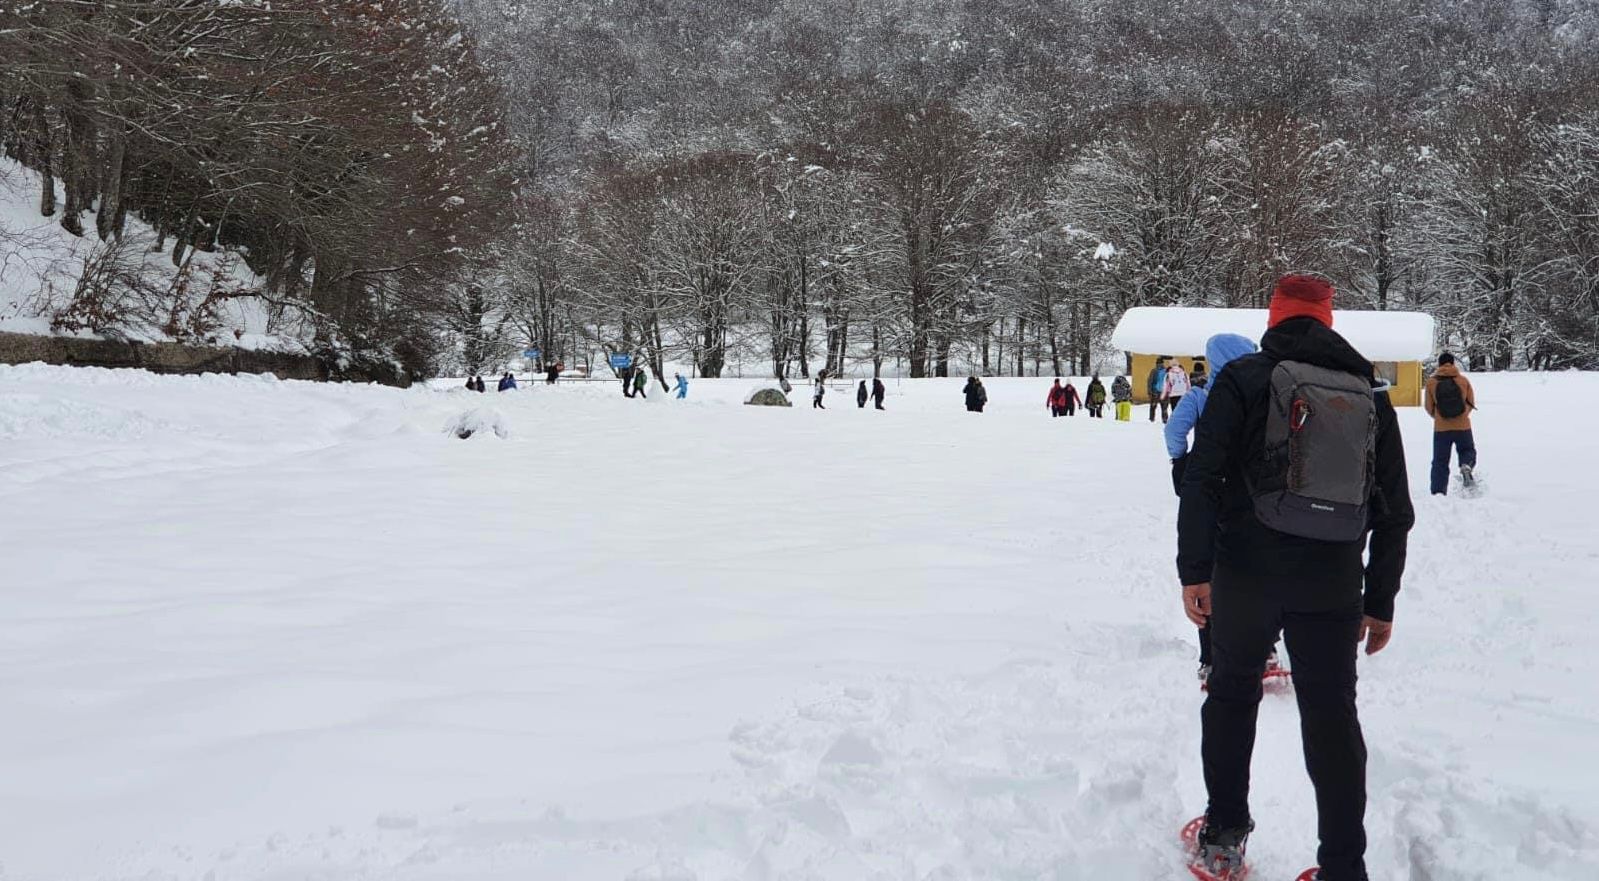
[1268, 274, 1334, 328]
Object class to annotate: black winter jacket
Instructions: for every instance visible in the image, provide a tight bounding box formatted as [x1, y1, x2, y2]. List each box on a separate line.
[963, 379, 987, 409]
[1176, 318, 1415, 621]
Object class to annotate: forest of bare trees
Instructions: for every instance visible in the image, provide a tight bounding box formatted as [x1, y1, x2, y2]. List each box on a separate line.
[448, 0, 1599, 381]
[6, 0, 1599, 380]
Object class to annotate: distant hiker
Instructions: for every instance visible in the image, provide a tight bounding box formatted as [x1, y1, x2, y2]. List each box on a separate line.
[1063, 381, 1081, 416]
[1425, 351, 1478, 495]
[545, 362, 561, 385]
[1147, 356, 1170, 422]
[1164, 333, 1259, 685]
[675, 373, 689, 399]
[1047, 379, 1068, 417]
[872, 377, 886, 410]
[498, 372, 517, 391]
[963, 376, 987, 412]
[465, 376, 476, 392]
[621, 365, 634, 398]
[495, 373, 506, 392]
[1191, 360, 1209, 390]
[858, 380, 870, 408]
[1111, 374, 1133, 421]
[813, 376, 826, 409]
[1085, 375, 1107, 418]
[1164, 360, 1191, 409]
[474, 375, 486, 393]
[633, 366, 649, 399]
[1177, 274, 1414, 881]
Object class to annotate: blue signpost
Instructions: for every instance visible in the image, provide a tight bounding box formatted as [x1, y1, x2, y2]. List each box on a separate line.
[609, 353, 632, 370]
[523, 348, 541, 362]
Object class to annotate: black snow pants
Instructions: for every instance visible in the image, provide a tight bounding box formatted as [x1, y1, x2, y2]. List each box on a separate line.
[1203, 565, 1367, 881]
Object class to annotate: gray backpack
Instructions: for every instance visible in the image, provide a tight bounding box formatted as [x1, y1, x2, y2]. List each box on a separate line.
[1247, 360, 1377, 542]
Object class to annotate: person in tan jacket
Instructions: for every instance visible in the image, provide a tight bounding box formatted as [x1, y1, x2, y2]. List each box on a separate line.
[1424, 351, 1477, 495]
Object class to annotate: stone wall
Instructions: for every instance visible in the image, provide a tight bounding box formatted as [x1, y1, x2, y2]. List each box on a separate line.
[0, 331, 412, 387]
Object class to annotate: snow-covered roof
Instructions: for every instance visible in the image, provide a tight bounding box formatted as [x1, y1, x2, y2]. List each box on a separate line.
[1110, 307, 1436, 362]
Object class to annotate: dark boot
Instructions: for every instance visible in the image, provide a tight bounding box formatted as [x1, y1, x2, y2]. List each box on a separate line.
[1196, 818, 1254, 877]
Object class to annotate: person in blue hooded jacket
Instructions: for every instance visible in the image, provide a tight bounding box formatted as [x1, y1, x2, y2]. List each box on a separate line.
[1165, 333, 1260, 685]
[1166, 334, 1257, 495]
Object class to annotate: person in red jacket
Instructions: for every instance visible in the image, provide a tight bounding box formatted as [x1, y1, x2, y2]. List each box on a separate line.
[1047, 379, 1068, 417]
[1062, 380, 1082, 416]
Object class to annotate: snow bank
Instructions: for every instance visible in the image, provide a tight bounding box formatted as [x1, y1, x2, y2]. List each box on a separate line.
[0, 156, 302, 350]
[0, 365, 1595, 880]
[1112, 306, 1436, 362]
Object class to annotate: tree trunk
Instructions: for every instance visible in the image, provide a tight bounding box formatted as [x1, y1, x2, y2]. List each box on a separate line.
[797, 304, 811, 378]
[1015, 315, 1026, 376]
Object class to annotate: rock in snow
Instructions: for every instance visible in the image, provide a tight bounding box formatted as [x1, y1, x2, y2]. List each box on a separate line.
[744, 387, 792, 407]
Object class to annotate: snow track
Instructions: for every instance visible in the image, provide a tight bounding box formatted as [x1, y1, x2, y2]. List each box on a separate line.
[1, 365, 1595, 880]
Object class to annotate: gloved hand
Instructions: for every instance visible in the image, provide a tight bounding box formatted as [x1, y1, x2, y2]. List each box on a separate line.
[1171, 455, 1188, 497]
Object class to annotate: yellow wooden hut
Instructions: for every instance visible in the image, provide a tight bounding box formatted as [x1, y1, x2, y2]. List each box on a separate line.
[1109, 307, 1436, 407]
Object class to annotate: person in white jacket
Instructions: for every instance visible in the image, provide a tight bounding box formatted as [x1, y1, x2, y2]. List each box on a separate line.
[1163, 361, 1191, 409]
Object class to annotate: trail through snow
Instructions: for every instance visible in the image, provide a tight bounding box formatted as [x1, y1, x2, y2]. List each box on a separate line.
[0, 365, 1595, 880]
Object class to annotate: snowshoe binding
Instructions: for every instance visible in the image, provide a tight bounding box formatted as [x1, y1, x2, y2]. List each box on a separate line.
[1181, 816, 1253, 880]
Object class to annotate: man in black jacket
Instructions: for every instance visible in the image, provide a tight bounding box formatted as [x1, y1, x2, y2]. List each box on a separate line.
[1177, 275, 1414, 881]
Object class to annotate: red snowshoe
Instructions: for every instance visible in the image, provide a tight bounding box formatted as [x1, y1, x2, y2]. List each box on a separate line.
[1261, 652, 1291, 692]
[1199, 653, 1291, 693]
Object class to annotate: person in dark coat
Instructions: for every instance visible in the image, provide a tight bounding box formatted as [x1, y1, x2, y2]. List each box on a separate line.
[871, 377, 886, 410]
[633, 367, 649, 399]
[1084, 375, 1107, 418]
[465, 376, 476, 391]
[1177, 274, 1414, 881]
[812, 376, 826, 409]
[621, 365, 634, 398]
[963, 376, 987, 412]
[857, 380, 870, 408]
[1063, 381, 1082, 416]
[474, 375, 486, 393]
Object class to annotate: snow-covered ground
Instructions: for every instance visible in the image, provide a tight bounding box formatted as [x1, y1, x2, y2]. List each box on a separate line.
[1, 365, 1595, 881]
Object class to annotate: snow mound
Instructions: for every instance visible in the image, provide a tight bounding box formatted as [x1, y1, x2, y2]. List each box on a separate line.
[0, 390, 173, 440]
[445, 407, 509, 439]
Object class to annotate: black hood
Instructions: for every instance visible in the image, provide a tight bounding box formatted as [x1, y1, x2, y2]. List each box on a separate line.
[1260, 317, 1374, 380]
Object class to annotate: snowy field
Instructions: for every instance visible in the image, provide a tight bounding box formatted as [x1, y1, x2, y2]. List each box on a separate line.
[1, 364, 1596, 881]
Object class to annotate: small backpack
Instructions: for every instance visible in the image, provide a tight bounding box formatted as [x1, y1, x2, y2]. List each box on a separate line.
[1434, 375, 1467, 419]
[1246, 361, 1378, 543]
